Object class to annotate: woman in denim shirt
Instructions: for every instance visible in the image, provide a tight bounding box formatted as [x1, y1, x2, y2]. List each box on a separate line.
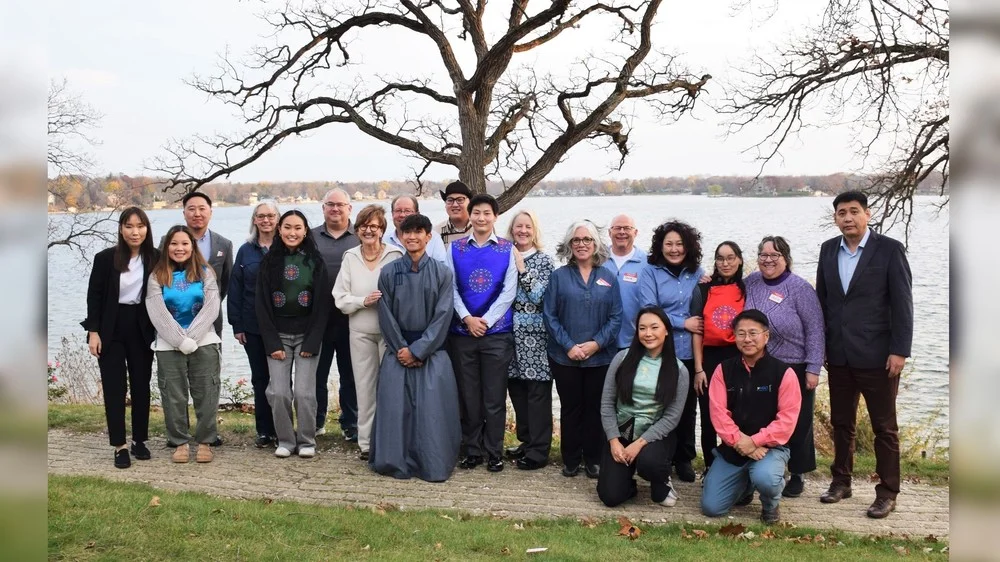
[638, 220, 704, 483]
[543, 220, 622, 480]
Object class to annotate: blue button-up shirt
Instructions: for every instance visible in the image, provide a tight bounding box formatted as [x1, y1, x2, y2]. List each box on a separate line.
[196, 230, 212, 263]
[543, 264, 623, 367]
[601, 247, 648, 349]
[838, 228, 871, 293]
[639, 264, 704, 360]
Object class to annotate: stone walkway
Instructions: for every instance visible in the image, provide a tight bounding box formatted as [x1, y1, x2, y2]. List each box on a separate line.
[47, 430, 949, 538]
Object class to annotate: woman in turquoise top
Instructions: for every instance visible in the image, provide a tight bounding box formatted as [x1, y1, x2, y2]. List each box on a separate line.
[597, 306, 690, 508]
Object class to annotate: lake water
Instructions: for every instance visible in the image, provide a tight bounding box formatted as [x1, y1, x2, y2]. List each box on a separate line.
[47, 195, 949, 436]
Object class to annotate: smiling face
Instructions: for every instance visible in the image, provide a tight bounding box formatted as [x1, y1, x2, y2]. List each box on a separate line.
[391, 197, 417, 230]
[469, 202, 496, 238]
[356, 219, 384, 247]
[734, 318, 770, 358]
[279, 214, 307, 250]
[182, 195, 212, 234]
[661, 230, 686, 266]
[609, 215, 637, 255]
[322, 191, 351, 230]
[120, 213, 148, 251]
[636, 312, 668, 356]
[168, 231, 193, 265]
[510, 212, 535, 251]
[757, 241, 787, 279]
[444, 194, 470, 224]
[570, 226, 595, 264]
[253, 205, 278, 236]
[400, 227, 432, 255]
[714, 244, 742, 279]
[834, 200, 871, 238]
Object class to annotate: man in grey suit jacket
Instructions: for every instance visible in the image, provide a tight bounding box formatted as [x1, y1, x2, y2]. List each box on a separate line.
[815, 190, 913, 520]
[180, 191, 233, 337]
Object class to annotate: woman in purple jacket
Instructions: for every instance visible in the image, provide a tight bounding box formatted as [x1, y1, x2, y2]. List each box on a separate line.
[743, 235, 824, 499]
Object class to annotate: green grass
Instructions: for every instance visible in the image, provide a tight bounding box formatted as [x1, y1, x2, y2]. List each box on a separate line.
[48, 475, 947, 561]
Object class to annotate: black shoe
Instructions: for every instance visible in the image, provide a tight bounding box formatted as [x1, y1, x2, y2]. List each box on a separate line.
[561, 463, 580, 477]
[359, 451, 370, 461]
[819, 485, 853, 504]
[866, 497, 896, 519]
[210, 437, 223, 447]
[459, 455, 484, 469]
[584, 463, 600, 479]
[343, 428, 359, 443]
[486, 455, 504, 472]
[674, 462, 696, 483]
[515, 457, 546, 470]
[130, 442, 151, 460]
[782, 474, 804, 498]
[761, 506, 780, 525]
[114, 448, 131, 469]
[254, 434, 273, 448]
[505, 445, 525, 459]
[735, 491, 755, 506]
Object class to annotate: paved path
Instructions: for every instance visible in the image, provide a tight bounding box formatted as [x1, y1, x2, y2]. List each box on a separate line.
[47, 430, 948, 538]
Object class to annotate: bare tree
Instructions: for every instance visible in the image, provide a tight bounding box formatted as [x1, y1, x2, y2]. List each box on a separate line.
[153, 0, 710, 212]
[723, 0, 948, 241]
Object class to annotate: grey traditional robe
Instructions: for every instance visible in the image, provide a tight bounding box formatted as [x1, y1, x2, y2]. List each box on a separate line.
[369, 252, 461, 482]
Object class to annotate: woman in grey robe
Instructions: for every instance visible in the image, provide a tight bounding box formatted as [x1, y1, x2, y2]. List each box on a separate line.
[369, 215, 462, 482]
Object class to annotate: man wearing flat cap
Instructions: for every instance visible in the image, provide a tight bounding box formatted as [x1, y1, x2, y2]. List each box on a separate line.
[437, 181, 473, 245]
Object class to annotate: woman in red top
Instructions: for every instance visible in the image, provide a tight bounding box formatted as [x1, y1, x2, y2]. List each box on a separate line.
[689, 241, 746, 471]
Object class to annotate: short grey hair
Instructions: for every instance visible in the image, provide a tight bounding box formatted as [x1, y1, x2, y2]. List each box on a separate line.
[757, 235, 793, 271]
[555, 220, 609, 267]
[247, 200, 280, 243]
[323, 187, 352, 203]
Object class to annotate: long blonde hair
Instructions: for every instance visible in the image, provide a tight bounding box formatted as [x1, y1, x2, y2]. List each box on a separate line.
[154, 225, 209, 287]
[505, 209, 544, 251]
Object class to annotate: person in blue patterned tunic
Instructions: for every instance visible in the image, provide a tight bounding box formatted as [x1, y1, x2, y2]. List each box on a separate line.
[504, 210, 555, 470]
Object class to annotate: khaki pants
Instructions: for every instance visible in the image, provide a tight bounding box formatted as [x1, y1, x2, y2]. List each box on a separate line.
[156, 345, 221, 446]
[349, 330, 386, 452]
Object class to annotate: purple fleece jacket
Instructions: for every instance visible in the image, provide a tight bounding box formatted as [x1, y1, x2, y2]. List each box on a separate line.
[743, 271, 825, 374]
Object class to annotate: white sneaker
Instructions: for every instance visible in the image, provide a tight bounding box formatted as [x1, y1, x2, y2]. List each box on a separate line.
[658, 479, 679, 507]
[298, 446, 316, 458]
[315, 427, 326, 436]
[274, 446, 292, 458]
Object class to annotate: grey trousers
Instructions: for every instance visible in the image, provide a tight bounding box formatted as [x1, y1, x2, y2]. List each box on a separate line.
[448, 332, 515, 458]
[156, 345, 221, 446]
[349, 329, 386, 453]
[266, 333, 321, 451]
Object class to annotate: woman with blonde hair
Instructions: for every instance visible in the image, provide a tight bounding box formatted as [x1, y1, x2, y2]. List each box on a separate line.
[504, 210, 556, 470]
[333, 204, 403, 461]
[146, 225, 222, 464]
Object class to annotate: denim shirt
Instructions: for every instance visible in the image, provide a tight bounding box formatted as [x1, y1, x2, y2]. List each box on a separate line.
[228, 240, 268, 335]
[602, 247, 648, 349]
[639, 264, 704, 360]
[543, 264, 623, 367]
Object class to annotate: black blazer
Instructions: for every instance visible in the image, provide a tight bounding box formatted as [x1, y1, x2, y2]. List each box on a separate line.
[815, 229, 913, 369]
[81, 247, 158, 346]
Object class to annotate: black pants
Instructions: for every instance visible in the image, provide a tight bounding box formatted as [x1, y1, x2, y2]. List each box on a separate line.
[786, 363, 817, 474]
[316, 314, 356, 431]
[671, 358, 697, 466]
[243, 332, 275, 438]
[97, 304, 153, 447]
[449, 333, 514, 458]
[508, 378, 553, 463]
[697, 345, 740, 467]
[597, 432, 677, 507]
[551, 361, 606, 468]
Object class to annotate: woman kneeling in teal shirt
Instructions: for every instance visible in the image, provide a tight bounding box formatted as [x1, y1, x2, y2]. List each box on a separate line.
[597, 306, 690, 507]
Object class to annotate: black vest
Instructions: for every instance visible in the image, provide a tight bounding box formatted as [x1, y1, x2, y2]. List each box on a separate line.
[716, 353, 789, 466]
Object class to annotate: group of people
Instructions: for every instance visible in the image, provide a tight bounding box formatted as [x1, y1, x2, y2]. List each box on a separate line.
[83, 183, 912, 524]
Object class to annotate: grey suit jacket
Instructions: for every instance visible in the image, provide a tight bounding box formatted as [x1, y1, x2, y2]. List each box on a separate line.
[161, 229, 233, 335]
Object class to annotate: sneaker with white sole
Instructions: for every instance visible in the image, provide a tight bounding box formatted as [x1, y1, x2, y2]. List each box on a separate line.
[658, 479, 679, 507]
[298, 446, 316, 458]
[315, 427, 326, 436]
[274, 446, 292, 458]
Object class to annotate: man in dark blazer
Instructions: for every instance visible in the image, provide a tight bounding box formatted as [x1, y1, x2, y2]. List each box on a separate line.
[815, 190, 913, 519]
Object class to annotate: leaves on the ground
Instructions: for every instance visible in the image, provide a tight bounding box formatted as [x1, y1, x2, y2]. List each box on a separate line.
[513, 523, 525, 530]
[500, 547, 511, 555]
[736, 531, 756, 541]
[439, 514, 454, 521]
[85, 541, 96, 549]
[617, 516, 641, 540]
[779, 521, 797, 529]
[924, 534, 938, 543]
[148, 496, 161, 507]
[692, 529, 708, 539]
[262, 498, 273, 504]
[719, 522, 745, 537]
[579, 516, 600, 528]
[814, 534, 826, 543]
[761, 529, 777, 539]
[893, 545, 909, 555]
[869, 472, 881, 482]
[362, 544, 370, 551]
[434, 542, 442, 550]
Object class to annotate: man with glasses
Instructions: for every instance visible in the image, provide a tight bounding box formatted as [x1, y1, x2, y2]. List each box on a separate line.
[601, 214, 647, 350]
[383, 195, 448, 263]
[701, 309, 801, 525]
[437, 181, 473, 245]
[312, 189, 360, 441]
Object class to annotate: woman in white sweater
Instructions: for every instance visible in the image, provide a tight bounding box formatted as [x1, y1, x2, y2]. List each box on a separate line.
[146, 225, 222, 464]
[333, 205, 403, 460]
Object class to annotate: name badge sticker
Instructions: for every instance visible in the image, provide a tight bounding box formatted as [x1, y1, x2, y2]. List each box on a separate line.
[622, 272, 638, 283]
[596, 277, 612, 288]
[768, 291, 784, 304]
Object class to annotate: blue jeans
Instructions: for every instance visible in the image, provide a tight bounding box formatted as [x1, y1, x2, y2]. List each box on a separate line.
[701, 446, 790, 516]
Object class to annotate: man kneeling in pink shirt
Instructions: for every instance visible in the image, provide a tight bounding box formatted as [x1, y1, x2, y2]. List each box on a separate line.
[701, 309, 802, 524]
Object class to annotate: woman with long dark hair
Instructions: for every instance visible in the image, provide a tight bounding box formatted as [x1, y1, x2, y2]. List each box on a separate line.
[690, 241, 746, 471]
[256, 210, 331, 459]
[146, 225, 222, 464]
[638, 220, 705, 483]
[597, 306, 689, 507]
[82, 207, 158, 468]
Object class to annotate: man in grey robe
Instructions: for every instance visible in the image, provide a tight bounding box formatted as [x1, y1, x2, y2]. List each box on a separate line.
[370, 213, 461, 482]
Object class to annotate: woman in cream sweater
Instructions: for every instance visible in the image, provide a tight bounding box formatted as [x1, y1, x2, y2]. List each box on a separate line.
[333, 205, 404, 460]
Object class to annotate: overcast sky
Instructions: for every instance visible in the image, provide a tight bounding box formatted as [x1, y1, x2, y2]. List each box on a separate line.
[47, 0, 877, 183]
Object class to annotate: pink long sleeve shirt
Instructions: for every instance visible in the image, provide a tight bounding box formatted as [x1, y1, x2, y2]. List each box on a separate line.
[708, 357, 801, 449]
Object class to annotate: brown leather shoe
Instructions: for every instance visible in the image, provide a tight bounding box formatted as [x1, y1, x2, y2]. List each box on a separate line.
[172, 444, 190, 463]
[866, 497, 896, 519]
[195, 443, 214, 463]
[819, 485, 852, 503]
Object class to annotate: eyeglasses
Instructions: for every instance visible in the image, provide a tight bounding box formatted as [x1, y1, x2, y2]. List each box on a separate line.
[734, 329, 767, 340]
[715, 255, 739, 263]
[392, 209, 414, 216]
[445, 197, 468, 205]
[357, 224, 382, 232]
[570, 237, 595, 246]
[609, 226, 635, 233]
[324, 202, 349, 209]
[758, 253, 783, 262]
[255, 213, 277, 220]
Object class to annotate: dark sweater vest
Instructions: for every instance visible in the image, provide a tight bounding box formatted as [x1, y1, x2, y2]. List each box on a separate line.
[716, 353, 788, 466]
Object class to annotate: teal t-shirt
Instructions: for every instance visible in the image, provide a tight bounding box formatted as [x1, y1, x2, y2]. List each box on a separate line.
[616, 354, 665, 438]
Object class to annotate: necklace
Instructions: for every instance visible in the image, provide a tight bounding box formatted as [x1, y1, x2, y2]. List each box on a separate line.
[361, 244, 382, 262]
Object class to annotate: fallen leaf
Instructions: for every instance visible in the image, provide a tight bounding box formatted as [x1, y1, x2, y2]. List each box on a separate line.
[85, 541, 96, 550]
[148, 496, 161, 507]
[500, 547, 511, 555]
[941, 546, 949, 553]
[513, 523, 525, 530]
[869, 472, 880, 482]
[617, 517, 641, 540]
[761, 529, 777, 539]
[924, 534, 938, 543]
[439, 514, 454, 521]
[779, 521, 797, 529]
[893, 545, 909, 555]
[362, 544, 370, 551]
[376, 501, 399, 512]
[262, 498, 274, 504]
[681, 527, 691, 539]
[751, 541, 763, 547]
[580, 516, 600, 528]
[737, 531, 756, 541]
[719, 522, 746, 537]
[815, 534, 826, 543]
[922, 548, 934, 554]
[434, 542, 442, 550]
[371, 505, 386, 516]
[526, 547, 548, 554]
[692, 529, 708, 539]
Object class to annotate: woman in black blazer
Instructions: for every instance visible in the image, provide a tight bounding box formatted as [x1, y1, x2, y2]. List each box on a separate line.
[81, 207, 159, 469]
